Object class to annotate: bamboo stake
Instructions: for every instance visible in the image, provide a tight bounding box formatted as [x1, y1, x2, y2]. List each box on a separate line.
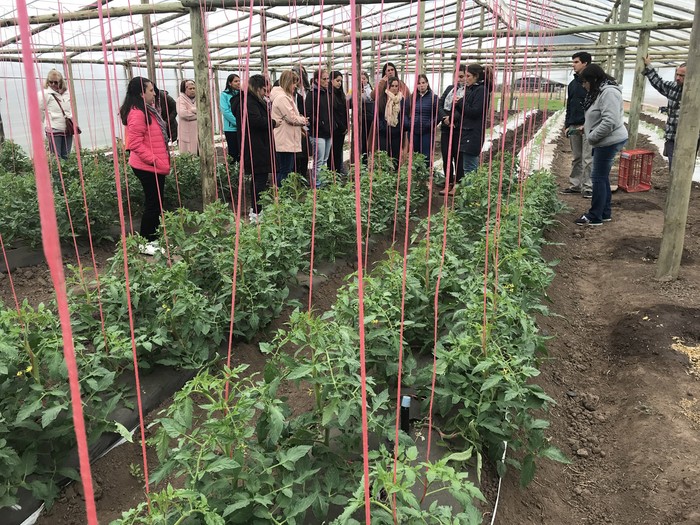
[656, 4, 699, 280]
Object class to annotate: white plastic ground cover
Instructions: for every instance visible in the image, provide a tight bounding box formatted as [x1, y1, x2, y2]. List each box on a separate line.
[517, 109, 565, 175]
[482, 109, 538, 153]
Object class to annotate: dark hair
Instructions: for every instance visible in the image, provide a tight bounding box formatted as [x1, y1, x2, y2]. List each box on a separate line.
[382, 62, 398, 77]
[386, 76, 400, 89]
[180, 79, 195, 94]
[119, 76, 152, 126]
[417, 73, 430, 91]
[313, 69, 326, 83]
[458, 64, 467, 73]
[247, 74, 267, 100]
[466, 64, 484, 80]
[580, 63, 616, 93]
[292, 65, 309, 90]
[224, 74, 239, 92]
[331, 71, 346, 105]
[572, 52, 593, 65]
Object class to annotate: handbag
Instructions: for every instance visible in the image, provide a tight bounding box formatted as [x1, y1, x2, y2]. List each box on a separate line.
[51, 93, 82, 136]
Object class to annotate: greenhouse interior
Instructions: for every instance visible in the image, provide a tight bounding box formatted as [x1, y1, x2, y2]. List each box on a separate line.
[0, 0, 699, 524]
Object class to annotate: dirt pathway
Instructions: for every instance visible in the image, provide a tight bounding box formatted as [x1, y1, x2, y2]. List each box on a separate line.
[497, 134, 700, 524]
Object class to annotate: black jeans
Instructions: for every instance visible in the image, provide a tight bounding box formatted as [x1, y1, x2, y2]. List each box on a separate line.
[250, 172, 268, 214]
[441, 128, 463, 184]
[133, 167, 166, 241]
[328, 129, 347, 174]
[225, 131, 240, 163]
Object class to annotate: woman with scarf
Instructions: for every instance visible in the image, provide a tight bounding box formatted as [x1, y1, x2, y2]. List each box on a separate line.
[358, 72, 375, 162]
[437, 64, 467, 193]
[377, 77, 409, 168]
[120, 77, 171, 255]
[219, 73, 240, 162]
[38, 69, 74, 161]
[575, 63, 628, 227]
[454, 64, 493, 188]
[412, 74, 439, 168]
[177, 79, 198, 154]
[305, 69, 333, 187]
[328, 71, 348, 175]
[371, 63, 411, 153]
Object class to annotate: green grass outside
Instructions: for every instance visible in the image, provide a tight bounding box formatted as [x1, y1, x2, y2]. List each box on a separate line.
[494, 92, 566, 112]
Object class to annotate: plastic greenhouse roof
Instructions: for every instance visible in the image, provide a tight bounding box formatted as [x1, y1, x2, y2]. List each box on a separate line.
[0, 0, 694, 70]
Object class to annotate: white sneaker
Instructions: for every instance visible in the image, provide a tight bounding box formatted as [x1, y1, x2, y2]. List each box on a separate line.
[139, 241, 165, 256]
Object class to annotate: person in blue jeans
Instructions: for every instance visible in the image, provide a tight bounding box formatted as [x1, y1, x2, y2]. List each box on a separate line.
[305, 69, 333, 187]
[575, 64, 628, 227]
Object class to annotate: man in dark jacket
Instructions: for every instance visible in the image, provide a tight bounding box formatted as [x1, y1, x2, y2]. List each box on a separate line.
[562, 51, 593, 197]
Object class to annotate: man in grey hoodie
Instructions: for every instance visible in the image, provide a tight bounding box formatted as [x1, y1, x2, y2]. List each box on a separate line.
[574, 64, 628, 227]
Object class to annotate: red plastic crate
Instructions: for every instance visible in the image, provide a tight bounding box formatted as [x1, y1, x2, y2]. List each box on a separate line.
[618, 149, 654, 192]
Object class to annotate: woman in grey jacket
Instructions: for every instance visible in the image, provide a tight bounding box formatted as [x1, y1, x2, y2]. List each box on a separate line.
[575, 64, 628, 226]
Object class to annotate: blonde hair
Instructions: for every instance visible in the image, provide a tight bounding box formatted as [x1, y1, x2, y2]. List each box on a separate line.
[279, 70, 299, 95]
[44, 69, 66, 91]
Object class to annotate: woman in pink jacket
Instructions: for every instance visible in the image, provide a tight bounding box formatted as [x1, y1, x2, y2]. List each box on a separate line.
[177, 79, 198, 154]
[270, 70, 309, 185]
[120, 77, 171, 254]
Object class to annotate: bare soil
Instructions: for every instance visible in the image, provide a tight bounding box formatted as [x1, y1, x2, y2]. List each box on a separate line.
[496, 132, 700, 525]
[10, 123, 700, 523]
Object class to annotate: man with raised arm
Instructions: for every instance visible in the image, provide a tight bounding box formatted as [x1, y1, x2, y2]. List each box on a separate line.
[642, 58, 686, 171]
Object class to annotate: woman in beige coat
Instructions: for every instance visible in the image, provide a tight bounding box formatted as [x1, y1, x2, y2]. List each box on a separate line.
[270, 70, 309, 185]
[177, 79, 198, 154]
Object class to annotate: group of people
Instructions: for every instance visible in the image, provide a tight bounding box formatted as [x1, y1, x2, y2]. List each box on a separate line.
[562, 51, 689, 227]
[39, 68, 200, 163]
[111, 61, 496, 253]
[216, 61, 494, 220]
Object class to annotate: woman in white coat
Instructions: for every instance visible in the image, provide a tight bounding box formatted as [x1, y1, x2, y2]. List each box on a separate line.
[38, 69, 74, 160]
[270, 70, 309, 185]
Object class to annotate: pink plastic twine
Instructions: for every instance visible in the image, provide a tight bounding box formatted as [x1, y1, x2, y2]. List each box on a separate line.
[14, 1, 98, 522]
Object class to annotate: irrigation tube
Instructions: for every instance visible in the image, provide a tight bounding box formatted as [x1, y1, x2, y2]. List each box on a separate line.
[489, 440, 510, 525]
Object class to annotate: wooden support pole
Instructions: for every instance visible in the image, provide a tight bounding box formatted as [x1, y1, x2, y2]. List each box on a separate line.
[476, 7, 485, 61]
[326, 29, 333, 73]
[605, 7, 617, 74]
[260, 10, 268, 78]
[141, 0, 156, 83]
[656, 6, 699, 280]
[614, 0, 631, 83]
[353, 2, 362, 160]
[65, 58, 79, 129]
[189, 6, 217, 206]
[417, 0, 426, 73]
[627, 0, 655, 150]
